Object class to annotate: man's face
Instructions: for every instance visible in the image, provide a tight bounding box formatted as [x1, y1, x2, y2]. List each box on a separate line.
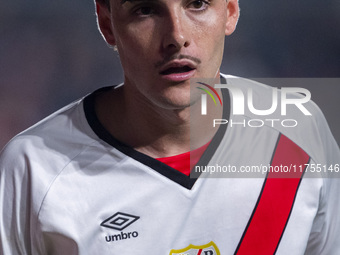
[97, 0, 239, 110]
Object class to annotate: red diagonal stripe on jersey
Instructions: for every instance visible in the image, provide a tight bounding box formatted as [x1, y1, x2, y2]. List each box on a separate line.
[235, 134, 310, 255]
[197, 249, 203, 255]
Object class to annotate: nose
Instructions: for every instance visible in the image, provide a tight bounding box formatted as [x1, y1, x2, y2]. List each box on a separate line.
[161, 9, 190, 52]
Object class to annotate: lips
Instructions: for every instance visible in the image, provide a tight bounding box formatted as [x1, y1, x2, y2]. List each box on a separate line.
[159, 60, 197, 82]
[160, 65, 195, 75]
[159, 60, 197, 74]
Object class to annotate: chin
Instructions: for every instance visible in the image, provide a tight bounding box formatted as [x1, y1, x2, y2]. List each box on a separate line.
[156, 97, 192, 110]
[156, 92, 202, 111]
[146, 79, 202, 110]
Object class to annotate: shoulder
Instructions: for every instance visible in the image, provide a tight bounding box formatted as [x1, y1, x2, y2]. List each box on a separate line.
[0, 97, 100, 184]
[221, 74, 340, 166]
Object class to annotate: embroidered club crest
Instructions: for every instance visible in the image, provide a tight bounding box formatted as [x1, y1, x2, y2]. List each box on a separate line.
[169, 241, 220, 255]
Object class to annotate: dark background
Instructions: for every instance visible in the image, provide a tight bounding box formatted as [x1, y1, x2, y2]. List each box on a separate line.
[1, 0, 339, 149]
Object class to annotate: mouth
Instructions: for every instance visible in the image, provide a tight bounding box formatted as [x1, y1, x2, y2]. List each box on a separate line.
[160, 65, 195, 75]
[159, 60, 197, 82]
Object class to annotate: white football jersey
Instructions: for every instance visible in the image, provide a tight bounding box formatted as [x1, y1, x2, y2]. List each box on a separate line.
[1, 75, 339, 255]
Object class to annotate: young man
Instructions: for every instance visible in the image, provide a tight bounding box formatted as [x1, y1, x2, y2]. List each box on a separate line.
[1, 0, 339, 254]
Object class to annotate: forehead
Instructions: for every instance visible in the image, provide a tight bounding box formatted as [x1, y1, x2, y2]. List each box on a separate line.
[120, 0, 155, 3]
[113, 0, 188, 6]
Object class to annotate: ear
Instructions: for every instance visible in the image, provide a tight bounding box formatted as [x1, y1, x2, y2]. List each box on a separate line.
[96, 2, 116, 46]
[225, 0, 240, 36]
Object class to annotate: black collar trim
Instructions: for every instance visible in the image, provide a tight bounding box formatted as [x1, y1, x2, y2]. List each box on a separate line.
[83, 78, 230, 190]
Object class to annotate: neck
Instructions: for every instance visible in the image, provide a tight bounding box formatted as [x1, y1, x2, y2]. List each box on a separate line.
[95, 80, 224, 158]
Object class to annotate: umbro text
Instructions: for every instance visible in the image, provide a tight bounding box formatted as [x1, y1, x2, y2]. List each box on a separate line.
[105, 231, 139, 242]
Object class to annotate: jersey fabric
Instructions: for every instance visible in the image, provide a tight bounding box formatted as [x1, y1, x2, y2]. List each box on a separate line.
[1, 75, 340, 255]
[157, 141, 210, 175]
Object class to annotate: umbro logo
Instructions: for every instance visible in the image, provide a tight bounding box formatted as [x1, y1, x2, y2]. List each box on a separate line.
[101, 212, 140, 243]
[101, 212, 140, 231]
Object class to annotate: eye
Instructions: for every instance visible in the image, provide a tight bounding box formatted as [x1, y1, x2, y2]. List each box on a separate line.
[134, 5, 156, 16]
[188, 0, 210, 11]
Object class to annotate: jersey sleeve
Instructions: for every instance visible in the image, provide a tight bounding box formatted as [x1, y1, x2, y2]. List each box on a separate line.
[0, 138, 40, 255]
[304, 101, 340, 254]
[304, 177, 340, 254]
[0, 101, 93, 255]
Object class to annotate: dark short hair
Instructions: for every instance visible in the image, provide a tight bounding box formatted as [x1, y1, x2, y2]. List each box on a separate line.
[96, 0, 110, 9]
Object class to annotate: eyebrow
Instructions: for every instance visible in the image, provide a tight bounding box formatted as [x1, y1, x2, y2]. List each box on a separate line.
[121, 0, 157, 4]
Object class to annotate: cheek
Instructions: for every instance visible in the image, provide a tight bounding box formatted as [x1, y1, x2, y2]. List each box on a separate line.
[126, 21, 157, 51]
[115, 28, 156, 78]
[192, 21, 226, 76]
[192, 10, 227, 52]
[121, 24, 159, 65]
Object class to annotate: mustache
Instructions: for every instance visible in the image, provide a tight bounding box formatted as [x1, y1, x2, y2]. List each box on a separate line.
[155, 54, 201, 68]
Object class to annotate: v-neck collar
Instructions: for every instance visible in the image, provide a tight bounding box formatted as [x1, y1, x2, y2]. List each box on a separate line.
[83, 77, 230, 190]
